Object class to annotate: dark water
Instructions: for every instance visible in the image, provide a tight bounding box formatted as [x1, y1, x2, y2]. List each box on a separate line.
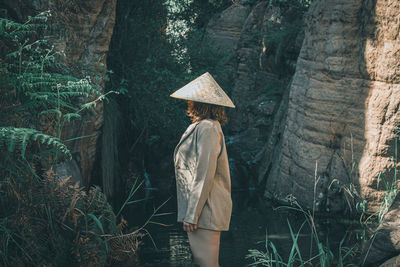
[138, 191, 370, 266]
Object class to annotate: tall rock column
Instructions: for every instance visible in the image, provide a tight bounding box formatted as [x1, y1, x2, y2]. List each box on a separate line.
[266, 0, 400, 211]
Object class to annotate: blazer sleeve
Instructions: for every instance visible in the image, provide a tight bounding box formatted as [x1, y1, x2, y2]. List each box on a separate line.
[184, 123, 221, 224]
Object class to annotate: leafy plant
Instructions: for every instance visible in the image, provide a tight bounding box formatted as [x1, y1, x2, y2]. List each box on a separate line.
[0, 127, 71, 159]
[0, 11, 132, 267]
[0, 9, 122, 163]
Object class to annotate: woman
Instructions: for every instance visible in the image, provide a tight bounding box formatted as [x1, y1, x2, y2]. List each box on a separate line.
[170, 72, 235, 267]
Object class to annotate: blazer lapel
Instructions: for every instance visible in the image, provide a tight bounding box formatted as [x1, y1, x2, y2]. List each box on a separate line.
[174, 121, 200, 161]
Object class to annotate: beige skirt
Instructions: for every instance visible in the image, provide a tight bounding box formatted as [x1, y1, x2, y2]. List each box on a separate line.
[187, 228, 221, 267]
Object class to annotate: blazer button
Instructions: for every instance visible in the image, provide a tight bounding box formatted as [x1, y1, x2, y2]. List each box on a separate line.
[175, 164, 179, 169]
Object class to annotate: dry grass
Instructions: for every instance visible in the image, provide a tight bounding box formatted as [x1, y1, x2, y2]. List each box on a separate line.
[0, 165, 143, 266]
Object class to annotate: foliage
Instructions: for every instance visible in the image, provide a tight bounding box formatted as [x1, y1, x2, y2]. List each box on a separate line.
[107, 0, 231, 140]
[108, 0, 188, 142]
[246, 200, 360, 266]
[251, 134, 400, 266]
[376, 172, 398, 222]
[358, 137, 400, 225]
[0, 11, 141, 266]
[262, 0, 310, 76]
[169, 0, 235, 91]
[0, 127, 71, 160]
[0, 10, 111, 135]
[318, 131, 398, 226]
[105, 0, 231, 201]
[375, 136, 399, 222]
[0, 10, 75, 160]
[0, 160, 142, 266]
[1, 13, 97, 108]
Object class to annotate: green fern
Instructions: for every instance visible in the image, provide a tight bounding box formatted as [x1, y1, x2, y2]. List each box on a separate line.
[0, 10, 124, 267]
[0, 11, 112, 162]
[1, 10, 101, 115]
[0, 127, 72, 160]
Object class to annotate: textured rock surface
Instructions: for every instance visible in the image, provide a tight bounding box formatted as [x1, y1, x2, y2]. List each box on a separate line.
[265, 0, 400, 211]
[2, 0, 117, 187]
[201, 1, 304, 190]
[379, 255, 400, 267]
[361, 193, 400, 266]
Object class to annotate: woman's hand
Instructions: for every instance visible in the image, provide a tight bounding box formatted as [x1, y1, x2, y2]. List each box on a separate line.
[183, 221, 197, 232]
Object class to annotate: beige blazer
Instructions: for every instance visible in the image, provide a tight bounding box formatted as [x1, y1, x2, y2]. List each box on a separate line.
[174, 119, 232, 231]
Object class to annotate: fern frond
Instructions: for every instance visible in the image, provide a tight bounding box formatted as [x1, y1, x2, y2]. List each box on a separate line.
[23, 93, 76, 110]
[0, 127, 71, 160]
[63, 113, 81, 122]
[78, 91, 117, 113]
[39, 109, 62, 117]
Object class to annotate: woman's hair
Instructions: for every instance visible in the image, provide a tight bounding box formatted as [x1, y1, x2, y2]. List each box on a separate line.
[187, 100, 228, 126]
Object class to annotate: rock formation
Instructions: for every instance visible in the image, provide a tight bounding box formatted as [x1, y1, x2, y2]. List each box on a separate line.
[263, 0, 400, 211]
[201, 0, 400, 214]
[379, 255, 400, 267]
[200, 1, 305, 191]
[361, 193, 400, 266]
[203, 2, 400, 262]
[2, 0, 117, 187]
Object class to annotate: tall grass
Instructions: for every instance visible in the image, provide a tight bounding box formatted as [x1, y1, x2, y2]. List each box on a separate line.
[248, 134, 400, 266]
[376, 137, 399, 222]
[246, 199, 360, 266]
[247, 157, 361, 266]
[357, 137, 399, 225]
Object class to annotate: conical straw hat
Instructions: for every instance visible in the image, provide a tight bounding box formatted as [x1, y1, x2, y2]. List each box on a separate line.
[170, 72, 235, 108]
